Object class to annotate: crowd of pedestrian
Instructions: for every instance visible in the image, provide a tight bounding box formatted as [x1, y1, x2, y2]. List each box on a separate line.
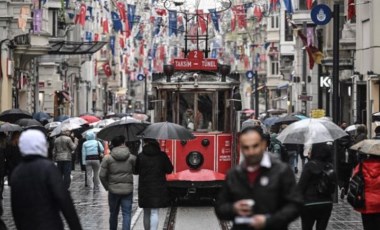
[216, 118, 380, 230]
[0, 121, 173, 230]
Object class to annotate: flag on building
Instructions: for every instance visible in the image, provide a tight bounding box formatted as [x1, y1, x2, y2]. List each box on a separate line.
[102, 18, 109, 34]
[348, 0, 356, 21]
[102, 62, 112, 77]
[77, 3, 87, 27]
[33, 9, 42, 33]
[283, 0, 293, 13]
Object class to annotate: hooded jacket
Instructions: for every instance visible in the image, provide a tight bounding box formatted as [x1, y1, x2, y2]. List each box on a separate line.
[134, 143, 173, 208]
[53, 135, 76, 161]
[353, 158, 380, 214]
[99, 145, 136, 195]
[11, 130, 82, 230]
[82, 131, 104, 164]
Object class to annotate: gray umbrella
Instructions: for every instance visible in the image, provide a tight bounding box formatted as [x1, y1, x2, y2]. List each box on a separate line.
[0, 109, 32, 123]
[139, 122, 195, 140]
[16, 118, 45, 133]
[97, 117, 149, 141]
[0, 123, 22, 133]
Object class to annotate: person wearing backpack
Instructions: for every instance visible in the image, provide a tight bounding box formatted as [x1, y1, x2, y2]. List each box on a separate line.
[297, 142, 336, 230]
[349, 154, 380, 230]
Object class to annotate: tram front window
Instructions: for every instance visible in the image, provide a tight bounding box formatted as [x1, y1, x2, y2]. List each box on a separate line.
[178, 93, 213, 131]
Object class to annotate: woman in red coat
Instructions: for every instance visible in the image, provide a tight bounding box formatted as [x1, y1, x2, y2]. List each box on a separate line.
[353, 156, 380, 230]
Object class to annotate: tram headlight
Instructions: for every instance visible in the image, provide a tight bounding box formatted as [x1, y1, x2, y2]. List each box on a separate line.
[186, 151, 204, 169]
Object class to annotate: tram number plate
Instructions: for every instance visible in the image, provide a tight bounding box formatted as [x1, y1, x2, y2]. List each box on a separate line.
[173, 58, 218, 71]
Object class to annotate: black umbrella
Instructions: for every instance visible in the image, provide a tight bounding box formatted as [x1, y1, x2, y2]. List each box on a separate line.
[0, 109, 32, 123]
[139, 122, 195, 141]
[0, 123, 22, 133]
[273, 115, 301, 126]
[97, 117, 149, 141]
[16, 118, 45, 133]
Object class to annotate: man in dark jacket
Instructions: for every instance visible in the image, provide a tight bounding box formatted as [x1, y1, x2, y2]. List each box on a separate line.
[134, 139, 173, 230]
[373, 126, 380, 140]
[10, 129, 82, 230]
[215, 126, 302, 230]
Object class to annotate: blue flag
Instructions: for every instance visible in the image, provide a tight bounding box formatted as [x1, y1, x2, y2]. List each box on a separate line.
[211, 49, 217, 58]
[85, 31, 92, 42]
[209, 9, 219, 32]
[153, 17, 162, 36]
[150, 43, 158, 59]
[127, 4, 136, 30]
[283, 0, 293, 13]
[168, 10, 177, 36]
[110, 36, 115, 56]
[111, 11, 123, 32]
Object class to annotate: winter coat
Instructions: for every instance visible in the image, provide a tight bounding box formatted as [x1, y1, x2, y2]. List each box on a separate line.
[215, 155, 302, 230]
[353, 158, 380, 214]
[53, 135, 76, 161]
[134, 143, 173, 208]
[297, 160, 333, 205]
[10, 155, 82, 230]
[4, 144, 22, 181]
[99, 146, 136, 195]
[0, 147, 5, 177]
[82, 131, 104, 164]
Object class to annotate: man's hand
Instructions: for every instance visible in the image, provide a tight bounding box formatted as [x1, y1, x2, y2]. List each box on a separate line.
[250, 215, 266, 230]
[233, 200, 252, 216]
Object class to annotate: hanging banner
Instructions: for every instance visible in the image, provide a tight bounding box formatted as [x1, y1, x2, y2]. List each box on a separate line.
[117, 1, 126, 22]
[111, 11, 123, 32]
[110, 36, 115, 56]
[78, 3, 87, 27]
[196, 9, 207, 34]
[33, 9, 42, 33]
[168, 10, 177, 36]
[209, 9, 219, 32]
[153, 17, 163, 36]
[127, 4, 136, 30]
[85, 31, 92, 42]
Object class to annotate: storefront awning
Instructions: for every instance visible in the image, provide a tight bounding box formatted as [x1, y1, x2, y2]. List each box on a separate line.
[277, 83, 289, 89]
[48, 41, 107, 55]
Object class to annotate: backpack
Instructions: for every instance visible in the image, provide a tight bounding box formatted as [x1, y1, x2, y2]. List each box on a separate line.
[347, 161, 365, 209]
[269, 134, 282, 155]
[315, 162, 337, 195]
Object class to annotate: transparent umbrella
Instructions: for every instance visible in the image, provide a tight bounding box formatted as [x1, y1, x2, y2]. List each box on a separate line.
[350, 140, 380, 156]
[277, 118, 348, 145]
[50, 117, 88, 137]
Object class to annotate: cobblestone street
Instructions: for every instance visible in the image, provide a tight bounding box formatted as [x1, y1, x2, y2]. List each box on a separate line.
[0, 168, 364, 230]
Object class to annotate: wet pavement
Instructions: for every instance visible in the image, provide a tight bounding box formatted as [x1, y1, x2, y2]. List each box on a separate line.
[1, 167, 364, 230]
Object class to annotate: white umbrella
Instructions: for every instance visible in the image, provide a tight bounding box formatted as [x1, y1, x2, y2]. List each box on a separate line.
[45, 121, 61, 131]
[277, 118, 348, 145]
[92, 119, 116, 128]
[50, 117, 88, 137]
[345, 124, 359, 133]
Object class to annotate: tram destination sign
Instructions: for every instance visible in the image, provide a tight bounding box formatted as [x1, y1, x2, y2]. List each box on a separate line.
[173, 58, 218, 71]
[173, 50, 218, 71]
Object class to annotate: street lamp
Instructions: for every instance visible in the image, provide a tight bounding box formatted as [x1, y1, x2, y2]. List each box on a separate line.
[164, 64, 175, 82]
[219, 64, 231, 82]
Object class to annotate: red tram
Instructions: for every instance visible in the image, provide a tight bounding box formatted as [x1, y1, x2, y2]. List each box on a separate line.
[150, 62, 242, 201]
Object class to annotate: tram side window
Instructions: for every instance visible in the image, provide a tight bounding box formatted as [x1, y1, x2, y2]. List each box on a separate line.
[197, 93, 213, 130]
[218, 91, 225, 131]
